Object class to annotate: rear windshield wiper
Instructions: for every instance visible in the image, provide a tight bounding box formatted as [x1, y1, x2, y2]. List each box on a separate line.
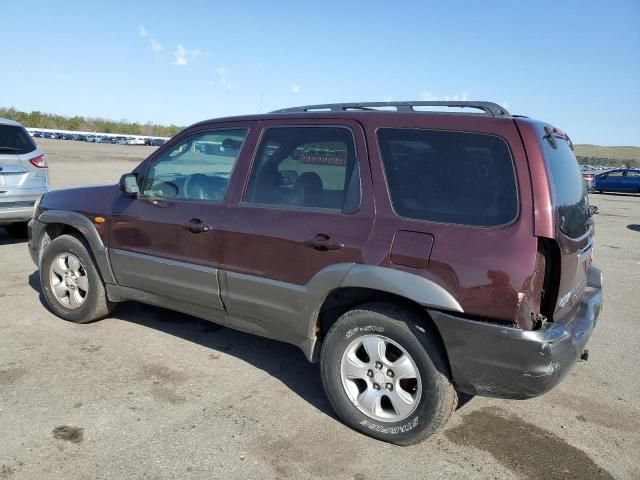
[0, 146, 20, 152]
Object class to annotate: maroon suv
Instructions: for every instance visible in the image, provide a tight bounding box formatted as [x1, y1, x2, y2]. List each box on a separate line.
[28, 101, 603, 445]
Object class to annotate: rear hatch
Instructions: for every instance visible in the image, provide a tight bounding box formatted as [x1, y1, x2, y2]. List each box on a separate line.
[0, 124, 46, 191]
[540, 127, 593, 323]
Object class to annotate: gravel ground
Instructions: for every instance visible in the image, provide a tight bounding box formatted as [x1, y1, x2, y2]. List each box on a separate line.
[1, 139, 639, 479]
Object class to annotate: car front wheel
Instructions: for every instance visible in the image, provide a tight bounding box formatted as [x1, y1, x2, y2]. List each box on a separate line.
[320, 303, 457, 445]
[40, 234, 115, 323]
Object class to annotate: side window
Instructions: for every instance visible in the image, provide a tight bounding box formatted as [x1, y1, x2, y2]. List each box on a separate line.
[377, 128, 518, 226]
[608, 170, 624, 177]
[141, 128, 248, 202]
[626, 170, 640, 178]
[244, 126, 360, 212]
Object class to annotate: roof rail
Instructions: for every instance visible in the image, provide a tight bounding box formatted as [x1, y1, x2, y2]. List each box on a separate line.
[271, 101, 510, 117]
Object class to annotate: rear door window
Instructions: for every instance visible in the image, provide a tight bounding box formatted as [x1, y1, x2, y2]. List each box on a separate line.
[0, 125, 36, 155]
[377, 128, 518, 226]
[244, 126, 360, 212]
[542, 135, 589, 238]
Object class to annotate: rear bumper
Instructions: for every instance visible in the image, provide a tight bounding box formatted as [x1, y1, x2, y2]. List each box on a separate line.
[430, 266, 603, 399]
[0, 189, 47, 224]
[0, 204, 34, 223]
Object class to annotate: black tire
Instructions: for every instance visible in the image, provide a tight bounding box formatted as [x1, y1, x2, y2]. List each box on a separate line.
[320, 302, 457, 445]
[5, 222, 28, 238]
[40, 234, 115, 323]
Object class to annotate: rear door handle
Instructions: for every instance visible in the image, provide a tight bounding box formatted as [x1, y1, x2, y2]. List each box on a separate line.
[184, 218, 212, 234]
[304, 234, 344, 251]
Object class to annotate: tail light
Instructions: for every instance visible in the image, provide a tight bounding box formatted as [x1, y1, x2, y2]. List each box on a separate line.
[515, 249, 547, 330]
[515, 239, 561, 329]
[29, 154, 48, 168]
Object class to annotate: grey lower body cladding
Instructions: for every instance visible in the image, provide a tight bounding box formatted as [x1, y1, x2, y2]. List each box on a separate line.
[431, 266, 603, 399]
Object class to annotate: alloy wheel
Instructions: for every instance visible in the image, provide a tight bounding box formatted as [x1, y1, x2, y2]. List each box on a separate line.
[340, 334, 422, 422]
[49, 252, 89, 309]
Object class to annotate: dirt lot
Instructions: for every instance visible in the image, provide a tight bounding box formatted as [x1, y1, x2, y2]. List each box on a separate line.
[1, 138, 639, 479]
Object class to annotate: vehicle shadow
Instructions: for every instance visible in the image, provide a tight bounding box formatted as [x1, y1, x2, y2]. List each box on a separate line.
[27, 271, 336, 418]
[0, 228, 27, 246]
[28, 270, 473, 416]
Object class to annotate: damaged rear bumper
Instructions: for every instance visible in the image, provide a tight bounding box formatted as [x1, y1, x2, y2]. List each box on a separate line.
[429, 266, 603, 399]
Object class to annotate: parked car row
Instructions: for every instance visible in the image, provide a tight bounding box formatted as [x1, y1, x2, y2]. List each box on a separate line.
[28, 130, 167, 146]
[580, 164, 612, 172]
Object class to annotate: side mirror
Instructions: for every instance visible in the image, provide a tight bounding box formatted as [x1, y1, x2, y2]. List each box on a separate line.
[120, 173, 139, 197]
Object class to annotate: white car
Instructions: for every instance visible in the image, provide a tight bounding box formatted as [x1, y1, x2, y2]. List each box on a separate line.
[0, 118, 49, 237]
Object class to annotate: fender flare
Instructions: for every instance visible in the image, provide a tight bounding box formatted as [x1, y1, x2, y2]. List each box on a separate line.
[339, 264, 463, 313]
[37, 210, 116, 284]
[304, 264, 463, 361]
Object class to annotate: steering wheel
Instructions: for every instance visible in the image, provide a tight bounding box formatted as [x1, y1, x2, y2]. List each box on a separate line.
[183, 173, 228, 201]
[183, 173, 212, 200]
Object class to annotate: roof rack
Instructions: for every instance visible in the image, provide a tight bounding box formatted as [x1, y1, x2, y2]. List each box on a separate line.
[271, 101, 510, 117]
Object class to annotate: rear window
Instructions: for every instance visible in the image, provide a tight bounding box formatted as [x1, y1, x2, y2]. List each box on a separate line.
[542, 135, 589, 238]
[0, 125, 37, 155]
[377, 128, 518, 226]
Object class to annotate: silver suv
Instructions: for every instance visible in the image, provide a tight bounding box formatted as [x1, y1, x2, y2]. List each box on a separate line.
[0, 118, 49, 237]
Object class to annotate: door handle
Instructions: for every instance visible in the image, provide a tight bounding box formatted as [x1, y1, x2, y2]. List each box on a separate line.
[304, 234, 344, 251]
[184, 219, 212, 234]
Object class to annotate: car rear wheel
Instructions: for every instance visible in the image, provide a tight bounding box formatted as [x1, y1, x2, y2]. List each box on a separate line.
[320, 303, 457, 445]
[40, 234, 115, 323]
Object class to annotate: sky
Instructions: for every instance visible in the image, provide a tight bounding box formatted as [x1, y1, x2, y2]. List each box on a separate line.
[0, 0, 639, 145]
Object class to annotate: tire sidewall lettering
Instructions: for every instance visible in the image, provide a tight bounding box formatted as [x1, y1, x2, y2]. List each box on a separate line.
[345, 325, 384, 339]
[359, 416, 419, 435]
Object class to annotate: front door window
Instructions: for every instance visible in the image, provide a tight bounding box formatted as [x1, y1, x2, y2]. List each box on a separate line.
[142, 128, 248, 203]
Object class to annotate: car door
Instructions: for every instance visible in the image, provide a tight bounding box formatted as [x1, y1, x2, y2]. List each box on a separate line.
[108, 123, 255, 311]
[599, 170, 625, 191]
[216, 120, 374, 343]
[622, 169, 640, 192]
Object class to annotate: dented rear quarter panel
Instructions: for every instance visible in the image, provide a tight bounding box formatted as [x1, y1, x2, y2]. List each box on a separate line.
[360, 114, 539, 324]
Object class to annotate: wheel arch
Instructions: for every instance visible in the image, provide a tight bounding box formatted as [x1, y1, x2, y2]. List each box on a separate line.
[37, 210, 116, 284]
[307, 264, 463, 363]
[313, 286, 453, 374]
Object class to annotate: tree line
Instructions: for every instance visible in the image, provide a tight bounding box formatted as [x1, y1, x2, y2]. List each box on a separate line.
[0, 107, 183, 137]
[576, 156, 639, 169]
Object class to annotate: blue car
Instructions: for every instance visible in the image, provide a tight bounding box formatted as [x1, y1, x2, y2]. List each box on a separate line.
[593, 168, 640, 193]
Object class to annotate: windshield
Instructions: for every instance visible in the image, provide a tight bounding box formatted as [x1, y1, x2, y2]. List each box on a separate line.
[543, 134, 589, 238]
[0, 125, 37, 155]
